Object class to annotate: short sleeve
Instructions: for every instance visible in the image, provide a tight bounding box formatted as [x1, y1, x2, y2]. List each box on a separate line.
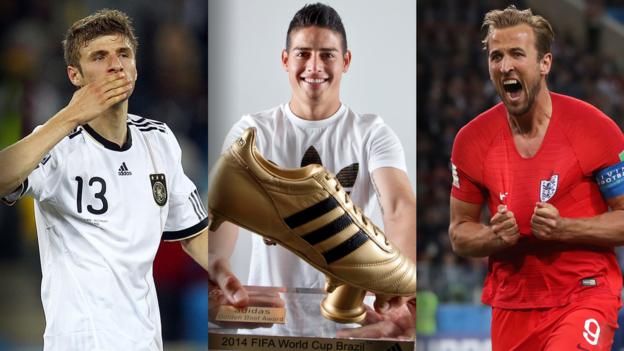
[368, 124, 407, 173]
[572, 110, 624, 175]
[450, 126, 486, 204]
[450, 161, 485, 204]
[162, 127, 208, 241]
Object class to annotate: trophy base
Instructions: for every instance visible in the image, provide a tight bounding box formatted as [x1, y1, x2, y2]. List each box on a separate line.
[209, 286, 415, 351]
[320, 284, 366, 323]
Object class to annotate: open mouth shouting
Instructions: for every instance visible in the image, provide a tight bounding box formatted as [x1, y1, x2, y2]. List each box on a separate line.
[502, 78, 523, 101]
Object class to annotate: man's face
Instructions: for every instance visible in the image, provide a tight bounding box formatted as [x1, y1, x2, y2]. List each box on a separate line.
[282, 26, 351, 107]
[69, 34, 137, 99]
[487, 24, 551, 116]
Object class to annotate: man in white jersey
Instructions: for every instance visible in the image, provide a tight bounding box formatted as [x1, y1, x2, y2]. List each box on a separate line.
[208, 3, 415, 337]
[0, 10, 208, 350]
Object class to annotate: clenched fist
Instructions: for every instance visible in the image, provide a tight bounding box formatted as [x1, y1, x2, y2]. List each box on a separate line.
[531, 202, 565, 240]
[490, 204, 520, 245]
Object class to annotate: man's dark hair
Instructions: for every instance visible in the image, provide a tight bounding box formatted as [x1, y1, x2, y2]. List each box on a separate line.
[286, 3, 347, 53]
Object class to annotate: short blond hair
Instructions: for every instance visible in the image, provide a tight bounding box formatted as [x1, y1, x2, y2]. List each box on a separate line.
[482, 5, 554, 59]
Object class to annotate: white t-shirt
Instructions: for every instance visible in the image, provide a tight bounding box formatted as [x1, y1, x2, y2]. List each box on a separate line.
[222, 103, 406, 290]
[5, 114, 208, 351]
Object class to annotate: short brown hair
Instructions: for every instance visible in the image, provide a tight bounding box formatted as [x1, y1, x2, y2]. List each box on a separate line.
[481, 5, 554, 59]
[63, 9, 138, 69]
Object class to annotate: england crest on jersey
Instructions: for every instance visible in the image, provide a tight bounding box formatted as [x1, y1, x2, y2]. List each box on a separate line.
[150, 173, 168, 206]
[540, 174, 558, 202]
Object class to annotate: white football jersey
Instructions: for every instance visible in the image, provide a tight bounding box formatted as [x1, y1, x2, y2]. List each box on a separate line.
[4, 114, 207, 351]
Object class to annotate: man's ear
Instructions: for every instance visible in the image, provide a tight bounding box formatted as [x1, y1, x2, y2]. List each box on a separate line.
[67, 65, 83, 87]
[540, 53, 552, 76]
[343, 50, 352, 73]
[281, 49, 289, 72]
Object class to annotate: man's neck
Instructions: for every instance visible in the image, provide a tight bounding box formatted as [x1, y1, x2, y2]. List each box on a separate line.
[88, 102, 128, 147]
[508, 87, 552, 137]
[289, 98, 341, 121]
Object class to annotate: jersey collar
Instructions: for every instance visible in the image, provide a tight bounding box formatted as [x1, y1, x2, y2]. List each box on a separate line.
[82, 123, 132, 152]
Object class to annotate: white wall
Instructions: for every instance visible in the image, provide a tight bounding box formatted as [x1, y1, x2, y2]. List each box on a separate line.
[208, 0, 416, 282]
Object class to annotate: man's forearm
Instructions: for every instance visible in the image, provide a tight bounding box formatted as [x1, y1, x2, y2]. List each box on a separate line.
[449, 221, 510, 257]
[182, 229, 208, 271]
[208, 221, 239, 258]
[0, 109, 77, 197]
[560, 210, 624, 246]
[382, 199, 416, 263]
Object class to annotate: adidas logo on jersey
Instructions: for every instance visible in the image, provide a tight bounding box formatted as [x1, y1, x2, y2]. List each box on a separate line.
[118, 162, 132, 176]
[300, 145, 359, 194]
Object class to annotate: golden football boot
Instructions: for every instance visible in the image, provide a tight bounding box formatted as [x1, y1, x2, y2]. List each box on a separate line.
[208, 128, 416, 323]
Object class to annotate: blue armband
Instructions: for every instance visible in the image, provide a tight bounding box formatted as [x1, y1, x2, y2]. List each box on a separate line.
[596, 161, 624, 199]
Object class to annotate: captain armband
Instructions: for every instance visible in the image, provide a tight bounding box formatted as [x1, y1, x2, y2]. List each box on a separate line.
[596, 161, 624, 199]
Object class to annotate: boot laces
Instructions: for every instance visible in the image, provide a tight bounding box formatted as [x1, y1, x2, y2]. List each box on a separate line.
[324, 173, 386, 243]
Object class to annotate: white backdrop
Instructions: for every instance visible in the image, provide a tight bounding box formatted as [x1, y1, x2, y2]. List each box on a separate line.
[208, 0, 416, 282]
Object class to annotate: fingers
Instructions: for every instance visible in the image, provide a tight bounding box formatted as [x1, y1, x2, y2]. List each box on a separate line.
[210, 260, 249, 307]
[406, 298, 416, 317]
[373, 294, 393, 313]
[531, 213, 554, 227]
[218, 274, 248, 307]
[490, 205, 520, 245]
[66, 72, 134, 124]
[100, 72, 133, 93]
[491, 216, 516, 232]
[533, 206, 557, 220]
[360, 305, 384, 324]
[98, 74, 133, 104]
[531, 202, 564, 240]
[387, 296, 413, 310]
[246, 290, 285, 308]
[490, 206, 514, 226]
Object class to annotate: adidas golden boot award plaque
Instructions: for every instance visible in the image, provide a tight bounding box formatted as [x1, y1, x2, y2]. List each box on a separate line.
[208, 128, 416, 323]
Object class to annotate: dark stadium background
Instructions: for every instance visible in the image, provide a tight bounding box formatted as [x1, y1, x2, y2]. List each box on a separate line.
[0, 0, 207, 349]
[417, 0, 624, 350]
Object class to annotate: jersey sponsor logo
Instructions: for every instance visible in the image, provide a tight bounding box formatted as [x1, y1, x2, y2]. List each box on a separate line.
[118, 162, 132, 176]
[539, 174, 558, 202]
[451, 163, 460, 188]
[150, 173, 167, 206]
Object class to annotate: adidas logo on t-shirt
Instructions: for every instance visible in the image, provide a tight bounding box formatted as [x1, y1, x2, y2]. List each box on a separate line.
[118, 162, 132, 176]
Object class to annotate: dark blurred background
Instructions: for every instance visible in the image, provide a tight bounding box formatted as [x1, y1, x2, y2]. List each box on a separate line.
[417, 0, 624, 349]
[0, 0, 207, 349]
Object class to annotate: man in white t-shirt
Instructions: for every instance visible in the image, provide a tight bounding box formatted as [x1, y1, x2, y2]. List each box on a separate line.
[0, 10, 208, 350]
[209, 3, 415, 338]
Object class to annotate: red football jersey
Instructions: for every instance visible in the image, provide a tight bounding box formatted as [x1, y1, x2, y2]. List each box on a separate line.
[451, 93, 624, 309]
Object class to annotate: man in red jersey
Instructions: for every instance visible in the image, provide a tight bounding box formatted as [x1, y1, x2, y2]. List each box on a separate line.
[449, 5, 624, 351]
